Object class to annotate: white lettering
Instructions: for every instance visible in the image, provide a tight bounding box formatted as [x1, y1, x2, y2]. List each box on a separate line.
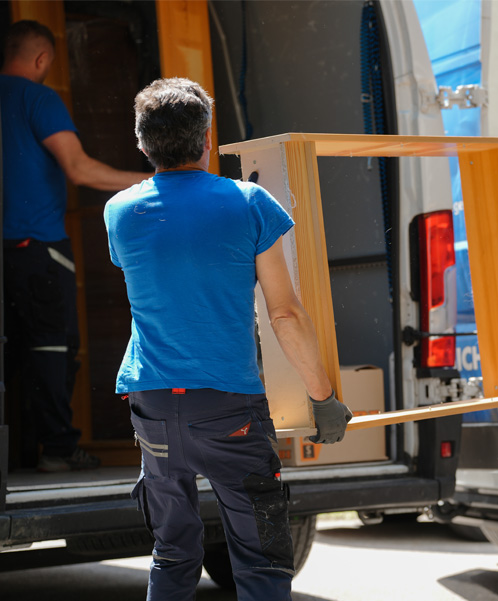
[456, 345, 481, 373]
[462, 346, 474, 372]
[453, 201, 464, 216]
[472, 346, 481, 371]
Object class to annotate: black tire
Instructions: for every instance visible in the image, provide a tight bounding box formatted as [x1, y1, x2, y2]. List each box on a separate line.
[202, 514, 316, 590]
[290, 514, 317, 573]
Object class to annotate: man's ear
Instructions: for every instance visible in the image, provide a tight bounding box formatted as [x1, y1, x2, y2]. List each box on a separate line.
[140, 147, 149, 157]
[35, 51, 49, 71]
[205, 127, 212, 152]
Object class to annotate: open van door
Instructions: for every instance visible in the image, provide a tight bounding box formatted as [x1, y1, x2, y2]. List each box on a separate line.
[415, 0, 498, 544]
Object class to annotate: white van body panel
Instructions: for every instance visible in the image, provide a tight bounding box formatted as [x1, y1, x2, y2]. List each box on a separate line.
[380, 0, 454, 456]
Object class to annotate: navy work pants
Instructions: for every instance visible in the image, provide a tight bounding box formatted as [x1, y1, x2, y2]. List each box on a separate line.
[129, 389, 294, 601]
[4, 238, 81, 458]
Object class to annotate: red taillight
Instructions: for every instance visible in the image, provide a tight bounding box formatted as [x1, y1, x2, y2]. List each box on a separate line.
[440, 441, 453, 458]
[418, 210, 456, 368]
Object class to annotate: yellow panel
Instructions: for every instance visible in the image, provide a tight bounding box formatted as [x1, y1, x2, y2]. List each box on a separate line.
[459, 149, 498, 398]
[284, 142, 342, 401]
[347, 397, 498, 431]
[155, 0, 220, 174]
[221, 132, 498, 158]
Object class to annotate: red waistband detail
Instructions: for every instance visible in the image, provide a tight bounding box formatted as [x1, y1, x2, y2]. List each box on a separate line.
[16, 238, 31, 248]
[172, 388, 186, 394]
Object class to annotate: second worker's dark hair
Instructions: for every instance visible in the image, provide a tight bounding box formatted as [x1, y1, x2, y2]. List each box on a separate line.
[3, 20, 55, 64]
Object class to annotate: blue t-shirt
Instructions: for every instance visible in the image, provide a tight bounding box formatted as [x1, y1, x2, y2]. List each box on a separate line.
[0, 75, 77, 241]
[104, 170, 294, 394]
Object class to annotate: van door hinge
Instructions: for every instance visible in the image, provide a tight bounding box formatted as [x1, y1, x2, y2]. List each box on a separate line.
[422, 378, 483, 404]
[439, 378, 482, 401]
[436, 85, 488, 110]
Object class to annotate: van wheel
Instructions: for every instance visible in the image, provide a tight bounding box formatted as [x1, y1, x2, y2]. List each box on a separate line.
[203, 515, 316, 589]
[290, 514, 317, 573]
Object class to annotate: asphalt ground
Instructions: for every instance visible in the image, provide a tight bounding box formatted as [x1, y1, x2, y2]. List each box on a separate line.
[1, 514, 497, 600]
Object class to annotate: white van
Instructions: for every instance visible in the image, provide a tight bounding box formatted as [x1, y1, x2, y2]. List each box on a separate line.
[0, 0, 489, 581]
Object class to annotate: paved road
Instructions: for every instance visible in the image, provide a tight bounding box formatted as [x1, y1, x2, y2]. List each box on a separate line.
[1, 515, 498, 600]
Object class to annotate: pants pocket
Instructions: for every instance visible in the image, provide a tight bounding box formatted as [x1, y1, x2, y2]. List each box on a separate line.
[130, 403, 169, 478]
[188, 411, 271, 481]
[243, 472, 295, 572]
[188, 411, 252, 439]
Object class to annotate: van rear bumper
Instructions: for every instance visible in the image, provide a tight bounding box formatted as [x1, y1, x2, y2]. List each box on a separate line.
[1, 475, 441, 551]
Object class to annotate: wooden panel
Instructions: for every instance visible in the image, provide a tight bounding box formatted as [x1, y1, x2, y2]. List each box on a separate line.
[237, 142, 342, 430]
[459, 148, 498, 398]
[284, 142, 342, 400]
[276, 398, 498, 438]
[221, 132, 498, 159]
[347, 397, 498, 431]
[155, 0, 220, 175]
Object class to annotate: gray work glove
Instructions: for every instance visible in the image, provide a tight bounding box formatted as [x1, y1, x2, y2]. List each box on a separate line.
[309, 391, 353, 444]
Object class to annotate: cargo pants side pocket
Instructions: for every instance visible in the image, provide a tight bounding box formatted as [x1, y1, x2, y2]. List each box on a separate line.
[243, 472, 295, 573]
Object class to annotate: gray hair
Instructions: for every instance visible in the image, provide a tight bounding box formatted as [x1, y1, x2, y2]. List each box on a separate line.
[134, 78, 213, 169]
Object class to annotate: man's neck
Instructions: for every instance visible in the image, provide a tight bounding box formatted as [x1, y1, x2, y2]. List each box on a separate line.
[156, 164, 204, 174]
[1, 64, 37, 82]
[156, 154, 210, 175]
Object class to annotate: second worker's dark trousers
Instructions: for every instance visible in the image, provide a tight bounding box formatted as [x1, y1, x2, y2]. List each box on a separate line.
[4, 238, 81, 459]
[128, 388, 295, 601]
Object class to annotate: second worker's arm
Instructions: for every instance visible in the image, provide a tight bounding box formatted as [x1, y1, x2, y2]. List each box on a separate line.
[43, 130, 152, 191]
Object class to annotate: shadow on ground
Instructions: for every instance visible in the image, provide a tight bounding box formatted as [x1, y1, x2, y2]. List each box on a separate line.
[317, 520, 498, 555]
[439, 568, 498, 600]
[0, 562, 330, 601]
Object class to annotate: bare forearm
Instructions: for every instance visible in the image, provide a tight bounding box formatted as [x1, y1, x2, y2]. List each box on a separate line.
[270, 305, 333, 401]
[43, 131, 151, 192]
[70, 154, 150, 191]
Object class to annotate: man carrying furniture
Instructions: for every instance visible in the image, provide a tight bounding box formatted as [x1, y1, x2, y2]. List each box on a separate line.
[104, 77, 352, 600]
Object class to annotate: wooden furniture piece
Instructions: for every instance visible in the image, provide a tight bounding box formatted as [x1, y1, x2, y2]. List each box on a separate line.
[220, 133, 498, 435]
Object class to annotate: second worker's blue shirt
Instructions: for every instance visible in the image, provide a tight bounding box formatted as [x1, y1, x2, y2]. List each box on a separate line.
[0, 74, 77, 241]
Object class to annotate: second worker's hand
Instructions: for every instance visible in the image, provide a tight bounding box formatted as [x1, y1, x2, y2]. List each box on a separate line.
[309, 391, 353, 444]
